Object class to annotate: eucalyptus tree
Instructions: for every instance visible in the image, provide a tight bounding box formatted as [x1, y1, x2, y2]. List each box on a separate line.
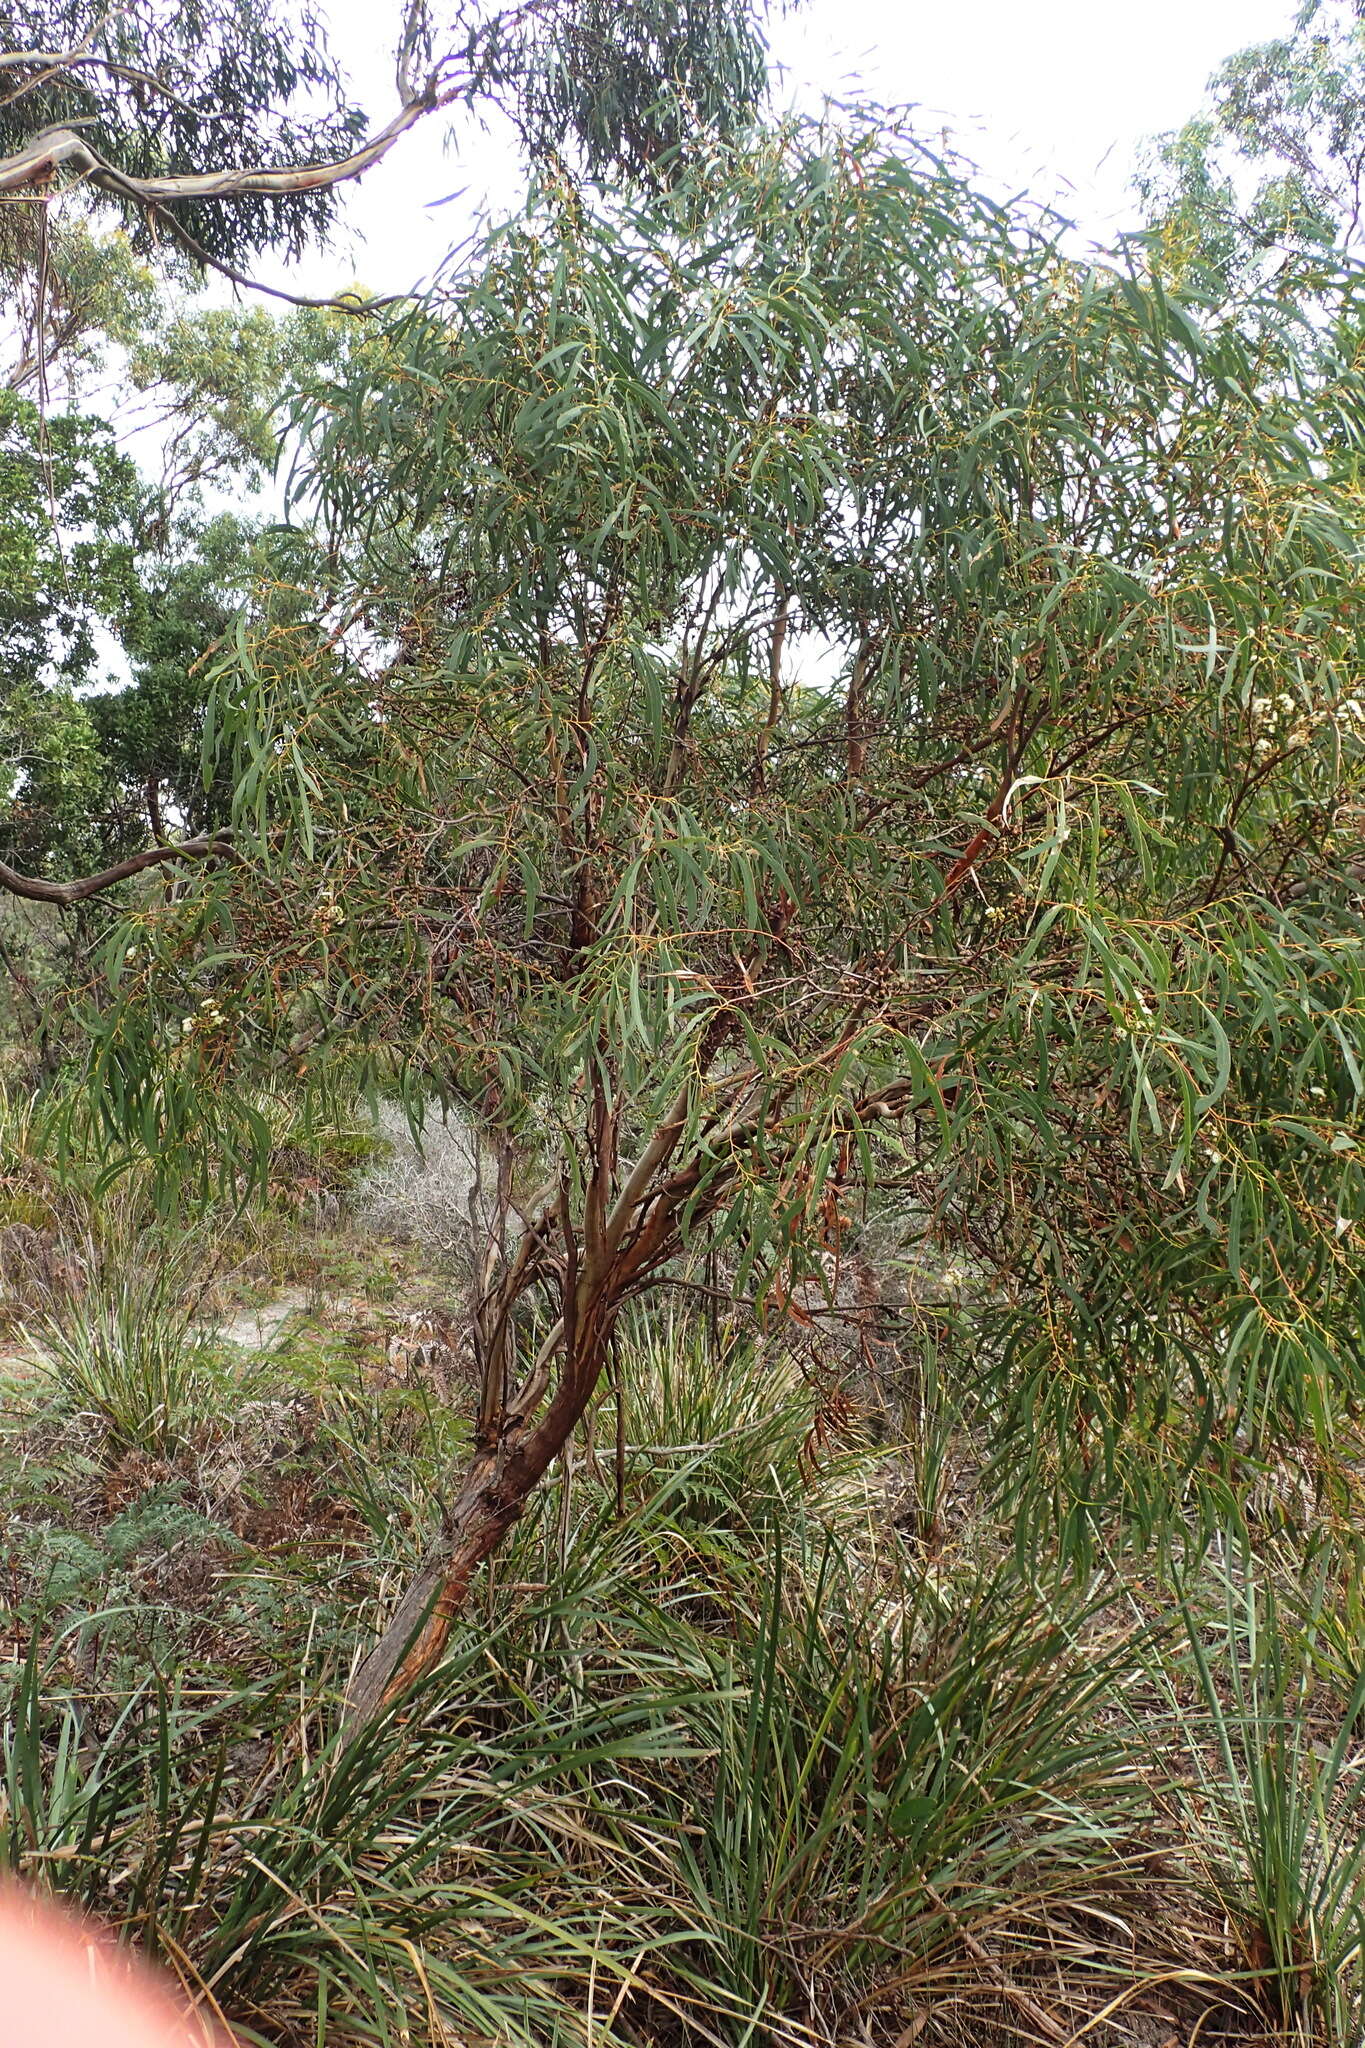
[0, 0, 783, 298]
[24, 118, 1365, 1724]
[0, 0, 794, 875]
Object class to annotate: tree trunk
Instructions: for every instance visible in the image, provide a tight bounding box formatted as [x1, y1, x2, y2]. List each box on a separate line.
[340, 1318, 614, 1740]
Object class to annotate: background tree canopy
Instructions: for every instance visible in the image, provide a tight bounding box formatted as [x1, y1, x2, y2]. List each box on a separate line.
[0, 293, 345, 880]
[1140, 0, 1365, 289]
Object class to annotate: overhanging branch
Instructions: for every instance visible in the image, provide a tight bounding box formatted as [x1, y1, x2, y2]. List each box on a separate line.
[0, 831, 236, 906]
[0, 86, 445, 208]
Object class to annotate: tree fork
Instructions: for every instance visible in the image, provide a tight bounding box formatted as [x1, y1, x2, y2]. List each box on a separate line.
[337, 1080, 727, 1740]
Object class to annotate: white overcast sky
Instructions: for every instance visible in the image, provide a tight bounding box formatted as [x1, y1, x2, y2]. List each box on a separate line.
[275, 0, 1298, 299]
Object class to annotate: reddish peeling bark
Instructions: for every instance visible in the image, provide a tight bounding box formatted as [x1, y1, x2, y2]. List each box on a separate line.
[341, 1296, 618, 1738]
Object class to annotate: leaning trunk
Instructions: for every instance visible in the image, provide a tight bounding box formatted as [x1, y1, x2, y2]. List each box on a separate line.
[340, 1315, 614, 1739]
[341, 1061, 743, 1740]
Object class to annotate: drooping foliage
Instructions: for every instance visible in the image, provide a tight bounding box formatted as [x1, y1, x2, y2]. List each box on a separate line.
[0, 0, 369, 265]
[76, 118, 1365, 1598]
[465, 0, 771, 181]
[89, 515, 285, 840]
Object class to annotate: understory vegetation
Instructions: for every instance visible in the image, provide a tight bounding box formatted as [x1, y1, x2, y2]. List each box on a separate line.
[3, 1090, 1365, 2046]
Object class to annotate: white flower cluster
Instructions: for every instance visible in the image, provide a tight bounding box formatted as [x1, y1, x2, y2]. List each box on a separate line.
[1249, 688, 1365, 758]
[1250, 690, 1311, 756]
[180, 995, 227, 1035]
